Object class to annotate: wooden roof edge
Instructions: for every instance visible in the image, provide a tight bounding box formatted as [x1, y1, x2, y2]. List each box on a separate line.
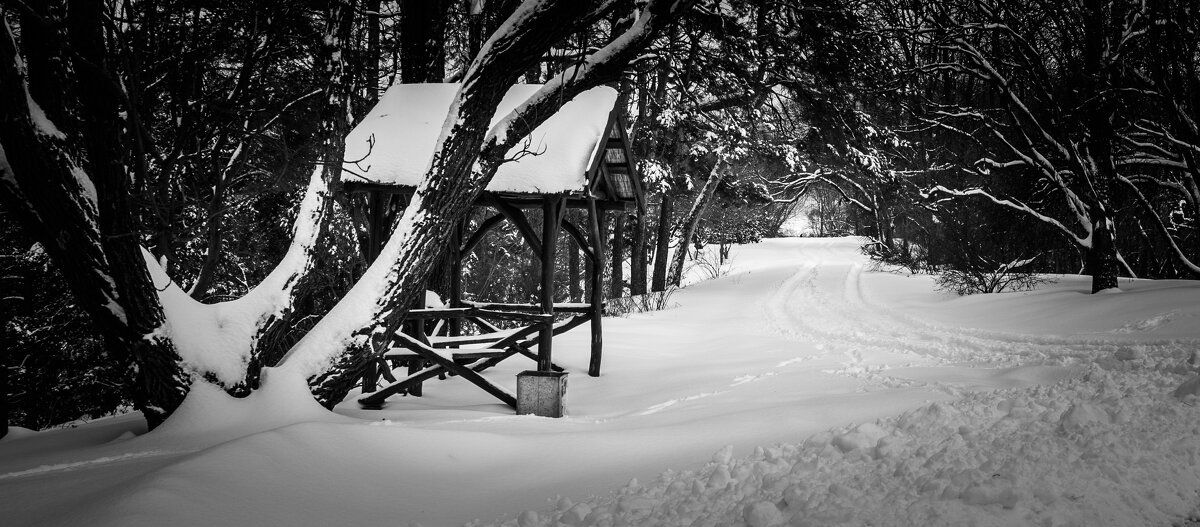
[342, 183, 630, 210]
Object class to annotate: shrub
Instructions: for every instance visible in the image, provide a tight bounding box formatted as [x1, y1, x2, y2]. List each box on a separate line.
[934, 254, 1054, 295]
[605, 287, 679, 317]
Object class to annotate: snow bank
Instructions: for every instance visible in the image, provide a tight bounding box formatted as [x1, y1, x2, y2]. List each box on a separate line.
[7, 237, 1200, 527]
[485, 359, 1200, 527]
[146, 368, 344, 446]
[342, 83, 617, 194]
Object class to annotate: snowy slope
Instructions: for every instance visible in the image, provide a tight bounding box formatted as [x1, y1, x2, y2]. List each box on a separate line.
[2, 237, 1198, 527]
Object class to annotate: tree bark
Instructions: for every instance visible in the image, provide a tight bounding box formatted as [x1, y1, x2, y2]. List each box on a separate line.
[610, 212, 626, 297]
[568, 234, 582, 301]
[630, 206, 647, 295]
[400, 0, 449, 83]
[1081, 0, 1120, 293]
[242, 0, 359, 389]
[668, 159, 727, 286]
[651, 194, 673, 292]
[0, 6, 189, 428]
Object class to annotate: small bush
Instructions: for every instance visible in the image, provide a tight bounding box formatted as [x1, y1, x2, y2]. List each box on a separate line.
[862, 238, 926, 274]
[605, 288, 678, 317]
[934, 255, 1054, 295]
[686, 246, 733, 281]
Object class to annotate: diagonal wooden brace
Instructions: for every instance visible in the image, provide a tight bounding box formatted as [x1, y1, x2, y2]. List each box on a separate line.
[389, 332, 517, 408]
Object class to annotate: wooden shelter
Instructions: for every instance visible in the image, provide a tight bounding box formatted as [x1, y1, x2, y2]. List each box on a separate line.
[341, 83, 642, 414]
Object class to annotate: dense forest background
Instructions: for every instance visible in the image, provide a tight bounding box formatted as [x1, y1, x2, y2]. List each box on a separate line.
[3, 0, 1199, 430]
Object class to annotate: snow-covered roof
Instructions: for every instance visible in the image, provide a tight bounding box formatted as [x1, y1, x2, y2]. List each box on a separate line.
[343, 83, 619, 194]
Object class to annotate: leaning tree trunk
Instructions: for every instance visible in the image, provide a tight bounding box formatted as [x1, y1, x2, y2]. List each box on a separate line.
[0, 5, 189, 428]
[277, 0, 694, 406]
[241, 0, 359, 390]
[667, 159, 728, 286]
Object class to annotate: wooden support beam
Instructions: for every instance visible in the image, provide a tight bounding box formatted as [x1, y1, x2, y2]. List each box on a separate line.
[391, 332, 517, 408]
[358, 364, 446, 409]
[461, 301, 592, 314]
[344, 183, 632, 211]
[538, 197, 561, 372]
[459, 213, 504, 256]
[449, 219, 463, 339]
[587, 196, 605, 377]
[487, 196, 543, 255]
[561, 219, 596, 262]
[360, 190, 390, 394]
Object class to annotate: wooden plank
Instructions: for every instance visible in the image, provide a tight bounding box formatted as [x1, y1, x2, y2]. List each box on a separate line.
[405, 306, 553, 322]
[462, 301, 592, 314]
[452, 351, 510, 361]
[468, 316, 502, 333]
[357, 363, 447, 409]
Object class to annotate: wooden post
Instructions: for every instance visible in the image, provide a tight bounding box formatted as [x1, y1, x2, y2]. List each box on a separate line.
[610, 212, 626, 297]
[538, 197, 561, 372]
[407, 291, 426, 396]
[449, 219, 463, 339]
[361, 191, 388, 393]
[587, 197, 605, 376]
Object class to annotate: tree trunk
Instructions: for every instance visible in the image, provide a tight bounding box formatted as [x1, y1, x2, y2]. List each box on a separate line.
[668, 159, 728, 286]
[242, 0, 359, 389]
[0, 7, 189, 428]
[610, 212, 626, 297]
[630, 206, 647, 295]
[1081, 0, 1121, 293]
[568, 234, 582, 302]
[651, 194, 673, 292]
[290, 1, 613, 405]
[364, 0, 382, 109]
[284, 0, 693, 405]
[400, 0, 449, 83]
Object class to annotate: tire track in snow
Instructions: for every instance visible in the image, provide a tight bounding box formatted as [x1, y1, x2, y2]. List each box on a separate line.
[0, 450, 177, 480]
[758, 239, 1194, 392]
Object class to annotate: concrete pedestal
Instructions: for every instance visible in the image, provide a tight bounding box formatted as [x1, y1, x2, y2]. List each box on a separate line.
[517, 371, 568, 417]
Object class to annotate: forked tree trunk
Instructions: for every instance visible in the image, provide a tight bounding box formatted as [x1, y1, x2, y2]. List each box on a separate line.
[242, 0, 359, 389]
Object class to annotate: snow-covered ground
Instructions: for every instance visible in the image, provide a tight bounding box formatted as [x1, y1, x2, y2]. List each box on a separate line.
[3, 237, 1199, 526]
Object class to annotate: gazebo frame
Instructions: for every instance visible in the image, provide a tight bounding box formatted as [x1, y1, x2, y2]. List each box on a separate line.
[345, 101, 643, 412]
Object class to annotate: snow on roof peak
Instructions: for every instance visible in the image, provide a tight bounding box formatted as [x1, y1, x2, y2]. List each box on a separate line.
[343, 83, 618, 194]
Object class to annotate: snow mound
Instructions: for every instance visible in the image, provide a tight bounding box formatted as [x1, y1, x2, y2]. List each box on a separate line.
[483, 363, 1200, 527]
[145, 368, 343, 446]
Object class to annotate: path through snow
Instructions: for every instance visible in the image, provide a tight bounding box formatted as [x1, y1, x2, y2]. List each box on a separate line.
[2, 237, 1198, 527]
